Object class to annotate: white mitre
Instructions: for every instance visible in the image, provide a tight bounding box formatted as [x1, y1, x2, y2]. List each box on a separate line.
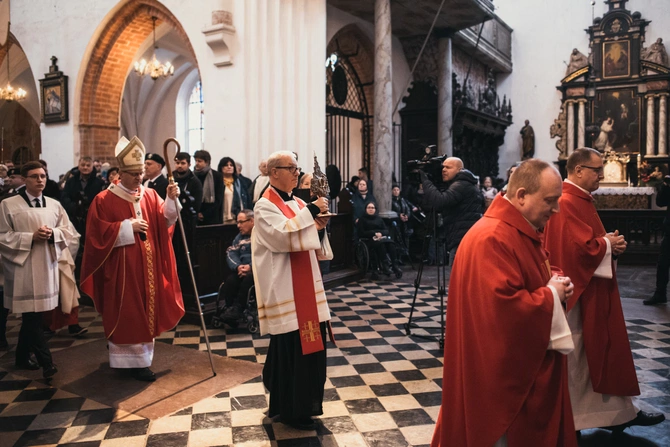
[115, 136, 146, 172]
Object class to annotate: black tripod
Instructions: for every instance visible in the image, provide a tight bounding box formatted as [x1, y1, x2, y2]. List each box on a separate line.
[404, 211, 447, 349]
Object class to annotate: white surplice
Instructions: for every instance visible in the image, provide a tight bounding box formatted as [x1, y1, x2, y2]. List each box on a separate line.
[0, 195, 76, 313]
[251, 194, 333, 336]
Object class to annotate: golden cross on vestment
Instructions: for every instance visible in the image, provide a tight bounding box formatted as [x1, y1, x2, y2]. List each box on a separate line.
[132, 149, 143, 161]
[301, 320, 321, 343]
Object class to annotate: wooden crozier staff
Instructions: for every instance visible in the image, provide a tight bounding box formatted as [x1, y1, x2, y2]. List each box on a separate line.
[163, 138, 216, 376]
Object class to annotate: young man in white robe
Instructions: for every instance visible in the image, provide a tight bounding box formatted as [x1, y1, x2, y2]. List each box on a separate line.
[0, 161, 78, 378]
[252, 150, 333, 431]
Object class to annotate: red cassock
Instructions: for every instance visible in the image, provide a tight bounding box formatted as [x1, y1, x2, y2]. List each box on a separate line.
[543, 182, 639, 396]
[80, 187, 184, 344]
[431, 195, 576, 447]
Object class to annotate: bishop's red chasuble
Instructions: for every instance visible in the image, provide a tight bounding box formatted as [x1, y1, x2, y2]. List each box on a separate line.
[432, 196, 576, 447]
[543, 182, 639, 396]
[81, 186, 184, 344]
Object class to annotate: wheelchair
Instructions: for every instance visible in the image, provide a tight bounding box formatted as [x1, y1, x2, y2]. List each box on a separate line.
[211, 283, 260, 334]
[354, 236, 403, 280]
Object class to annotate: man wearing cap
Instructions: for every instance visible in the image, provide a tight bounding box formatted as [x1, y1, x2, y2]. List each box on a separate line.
[81, 136, 185, 382]
[144, 153, 169, 200]
[3, 167, 25, 198]
[0, 161, 78, 379]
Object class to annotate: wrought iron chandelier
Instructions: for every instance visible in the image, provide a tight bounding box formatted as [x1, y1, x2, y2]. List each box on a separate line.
[134, 16, 174, 80]
[0, 43, 27, 102]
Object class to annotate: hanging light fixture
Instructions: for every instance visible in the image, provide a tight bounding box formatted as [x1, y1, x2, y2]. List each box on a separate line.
[0, 42, 27, 102]
[134, 16, 174, 80]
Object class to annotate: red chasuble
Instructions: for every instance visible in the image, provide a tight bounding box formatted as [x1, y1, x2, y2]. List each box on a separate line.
[432, 196, 576, 447]
[81, 187, 184, 344]
[543, 182, 639, 396]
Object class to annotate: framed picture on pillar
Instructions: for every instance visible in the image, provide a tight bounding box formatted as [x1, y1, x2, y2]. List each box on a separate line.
[592, 88, 639, 153]
[39, 56, 69, 124]
[602, 40, 631, 79]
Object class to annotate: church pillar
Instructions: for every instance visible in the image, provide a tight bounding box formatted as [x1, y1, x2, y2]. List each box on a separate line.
[437, 36, 453, 157]
[566, 100, 575, 155]
[647, 94, 656, 156]
[577, 99, 586, 149]
[659, 94, 668, 156]
[373, 0, 394, 215]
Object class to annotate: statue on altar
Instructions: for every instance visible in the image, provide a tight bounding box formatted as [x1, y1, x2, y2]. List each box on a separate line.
[520, 120, 535, 159]
[641, 38, 669, 67]
[566, 48, 589, 75]
[601, 149, 630, 186]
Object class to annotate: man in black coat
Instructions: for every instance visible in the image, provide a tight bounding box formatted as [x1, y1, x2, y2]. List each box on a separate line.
[193, 150, 223, 225]
[420, 157, 483, 265]
[37, 160, 61, 200]
[646, 176, 670, 305]
[61, 157, 106, 239]
[143, 153, 169, 200]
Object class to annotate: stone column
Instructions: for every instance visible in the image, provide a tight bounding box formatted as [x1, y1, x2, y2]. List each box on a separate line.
[647, 95, 656, 156]
[373, 0, 394, 216]
[566, 101, 575, 155]
[577, 99, 586, 149]
[437, 37, 453, 157]
[659, 94, 668, 156]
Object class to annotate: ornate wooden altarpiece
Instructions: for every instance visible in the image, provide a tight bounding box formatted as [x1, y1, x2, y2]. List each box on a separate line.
[553, 0, 669, 188]
[551, 0, 665, 264]
[400, 70, 513, 183]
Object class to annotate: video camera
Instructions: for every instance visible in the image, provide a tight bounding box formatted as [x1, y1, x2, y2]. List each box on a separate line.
[406, 145, 446, 184]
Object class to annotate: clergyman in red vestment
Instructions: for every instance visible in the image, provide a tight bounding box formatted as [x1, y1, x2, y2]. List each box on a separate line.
[544, 147, 664, 431]
[431, 159, 577, 447]
[81, 136, 184, 382]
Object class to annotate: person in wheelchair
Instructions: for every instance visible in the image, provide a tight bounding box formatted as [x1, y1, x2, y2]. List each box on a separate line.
[357, 202, 402, 278]
[219, 209, 255, 325]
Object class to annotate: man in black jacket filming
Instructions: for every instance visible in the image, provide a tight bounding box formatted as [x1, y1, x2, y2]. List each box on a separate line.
[646, 175, 670, 305]
[419, 157, 483, 266]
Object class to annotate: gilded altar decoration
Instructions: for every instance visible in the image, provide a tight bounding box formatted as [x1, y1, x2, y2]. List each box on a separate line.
[550, 103, 568, 159]
[601, 149, 630, 186]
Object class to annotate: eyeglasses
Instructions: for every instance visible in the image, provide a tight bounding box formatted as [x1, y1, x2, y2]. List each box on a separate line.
[579, 165, 604, 174]
[275, 166, 300, 174]
[237, 218, 251, 224]
[26, 174, 47, 180]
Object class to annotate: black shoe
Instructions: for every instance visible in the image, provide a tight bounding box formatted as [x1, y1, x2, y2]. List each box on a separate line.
[15, 358, 40, 370]
[644, 295, 667, 305]
[43, 328, 55, 337]
[283, 417, 316, 431]
[68, 324, 88, 336]
[604, 410, 666, 432]
[131, 367, 156, 382]
[221, 306, 241, 323]
[43, 364, 58, 379]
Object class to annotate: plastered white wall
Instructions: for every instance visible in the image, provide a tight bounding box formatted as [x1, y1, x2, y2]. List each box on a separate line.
[495, 0, 670, 177]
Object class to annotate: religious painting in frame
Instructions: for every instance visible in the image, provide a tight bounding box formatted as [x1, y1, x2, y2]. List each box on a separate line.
[592, 88, 639, 153]
[602, 40, 631, 79]
[39, 72, 68, 124]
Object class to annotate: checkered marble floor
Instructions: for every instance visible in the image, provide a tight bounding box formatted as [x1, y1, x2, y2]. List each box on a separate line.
[1, 279, 669, 447]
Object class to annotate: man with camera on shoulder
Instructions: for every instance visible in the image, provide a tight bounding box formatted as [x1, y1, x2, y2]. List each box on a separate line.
[419, 157, 483, 265]
[647, 173, 670, 305]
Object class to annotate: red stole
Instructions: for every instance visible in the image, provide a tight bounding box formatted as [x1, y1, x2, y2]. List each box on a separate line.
[262, 188, 324, 355]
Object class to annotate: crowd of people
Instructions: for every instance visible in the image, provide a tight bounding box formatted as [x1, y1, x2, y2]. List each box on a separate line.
[0, 144, 667, 441]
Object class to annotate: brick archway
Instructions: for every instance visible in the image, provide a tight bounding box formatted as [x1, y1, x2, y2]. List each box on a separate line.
[78, 0, 197, 162]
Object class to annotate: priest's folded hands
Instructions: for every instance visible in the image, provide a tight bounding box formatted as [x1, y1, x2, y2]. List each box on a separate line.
[548, 274, 574, 302]
[605, 230, 627, 256]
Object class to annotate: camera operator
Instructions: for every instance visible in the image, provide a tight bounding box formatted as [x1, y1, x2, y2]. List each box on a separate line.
[419, 157, 483, 265]
[646, 174, 670, 305]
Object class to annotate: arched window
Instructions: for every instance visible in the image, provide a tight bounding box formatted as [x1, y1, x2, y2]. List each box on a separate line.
[188, 81, 205, 153]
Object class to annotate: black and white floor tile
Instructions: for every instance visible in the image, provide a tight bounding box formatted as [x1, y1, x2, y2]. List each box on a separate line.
[1, 270, 669, 446]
